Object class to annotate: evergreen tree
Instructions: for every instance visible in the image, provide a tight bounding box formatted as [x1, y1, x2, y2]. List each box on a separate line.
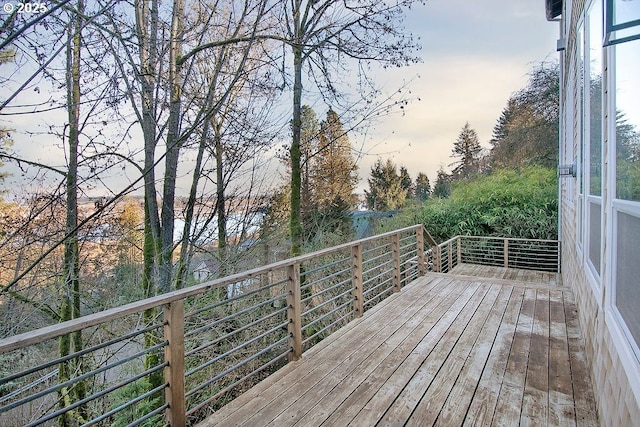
[414, 172, 431, 202]
[365, 159, 407, 210]
[432, 167, 451, 199]
[489, 62, 560, 169]
[450, 122, 481, 180]
[301, 108, 358, 241]
[310, 109, 358, 209]
[399, 166, 413, 198]
[300, 106, 320, 217]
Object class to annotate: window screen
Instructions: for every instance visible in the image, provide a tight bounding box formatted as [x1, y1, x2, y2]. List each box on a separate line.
[616, 211, 640, 350]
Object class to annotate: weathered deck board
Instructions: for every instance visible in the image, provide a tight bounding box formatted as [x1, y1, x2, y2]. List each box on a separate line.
[451, 263, 561, 286]
[197, 267, 597, 427]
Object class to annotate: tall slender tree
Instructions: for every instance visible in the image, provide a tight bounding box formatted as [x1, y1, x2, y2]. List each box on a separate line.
[433, 167, 451, 199]
[450, 122, 481, 180]
[400, 166, 413, 198]
[310, 109, 358, 209]
[414, 172, 431, 202]
[300, 105, 320, 218]
[365, 159, 407, 211]
[279, 0, 423, 255]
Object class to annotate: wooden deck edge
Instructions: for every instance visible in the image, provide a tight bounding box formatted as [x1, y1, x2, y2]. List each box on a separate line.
[427, 271, 563, 290]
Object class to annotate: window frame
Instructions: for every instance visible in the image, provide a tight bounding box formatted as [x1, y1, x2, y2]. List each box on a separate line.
[582, 1, 605, 284]
[605, 0, 640, 45]
[608, 33, 640, 365]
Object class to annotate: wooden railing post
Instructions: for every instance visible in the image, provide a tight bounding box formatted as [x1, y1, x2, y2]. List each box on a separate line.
[435, 245, 442, 273]
[391, 233, 401, 292]
[287, 263, 302, 361]
[504, 239, 509, 268]
[352, 244, 364, 317]
[447, 241, 453, 272]
[416, 227, 426, 276]
[164, 300, 186, 427]
[457, 236, 462, 266]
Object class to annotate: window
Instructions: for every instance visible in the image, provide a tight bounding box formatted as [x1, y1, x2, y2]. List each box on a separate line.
[615, 209, 640, 357]
[584, 0, 603, 277]
[613, 37, 640, 356]
[605, 0, 640, 45]
[577, 25, 585, 251]
[615, 39, 640, 202]
[589, 3, 603, 197]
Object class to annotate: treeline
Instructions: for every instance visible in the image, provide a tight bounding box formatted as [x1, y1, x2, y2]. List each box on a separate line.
[365, 62, 560, 210]
[368, 62, 563, 241]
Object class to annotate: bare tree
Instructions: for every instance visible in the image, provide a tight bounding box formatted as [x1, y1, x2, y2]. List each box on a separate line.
[274, 0, 423, 255]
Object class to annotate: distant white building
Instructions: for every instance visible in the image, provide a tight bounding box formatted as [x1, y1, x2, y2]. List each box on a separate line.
[192, 257, 258, 299]
[192, 258, 220, 282]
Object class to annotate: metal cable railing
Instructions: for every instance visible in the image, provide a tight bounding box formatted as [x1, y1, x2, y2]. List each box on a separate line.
[0, 224, 430, 426]
[431, 235, 561, 273]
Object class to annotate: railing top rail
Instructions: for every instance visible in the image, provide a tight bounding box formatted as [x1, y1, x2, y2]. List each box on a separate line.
[459, 235, 560, 244]
[0, 224, 425, 354]
[438, 236, 461, 247]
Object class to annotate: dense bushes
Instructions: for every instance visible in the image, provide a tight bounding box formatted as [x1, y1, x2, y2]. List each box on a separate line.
[419, 167, 558, 242]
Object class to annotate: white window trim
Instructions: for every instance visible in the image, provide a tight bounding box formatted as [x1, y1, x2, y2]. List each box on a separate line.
[606, 31, 640, 393]
[606, 308, 640, 399]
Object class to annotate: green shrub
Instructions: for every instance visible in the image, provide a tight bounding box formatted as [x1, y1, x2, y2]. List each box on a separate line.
[420, 167, 558, 242]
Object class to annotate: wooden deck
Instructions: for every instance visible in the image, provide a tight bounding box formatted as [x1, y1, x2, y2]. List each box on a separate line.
[451, 263, 562, 286]
[197, 268, 598, 427]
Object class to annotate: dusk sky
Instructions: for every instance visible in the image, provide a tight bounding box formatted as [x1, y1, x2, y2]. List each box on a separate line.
[354, 0, 560, 190]
[1, 1, 562, 198]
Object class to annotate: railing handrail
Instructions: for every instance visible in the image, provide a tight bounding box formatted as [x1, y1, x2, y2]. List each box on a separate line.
[0, 224, 425, 355]
[0, 226, 564, 426]
[453, 235, 560, 244]
[433, 234, 561, 274]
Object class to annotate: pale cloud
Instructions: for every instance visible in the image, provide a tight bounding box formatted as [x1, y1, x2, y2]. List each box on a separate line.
[353, 0, 560, 190]
[2, 1, 561, 198]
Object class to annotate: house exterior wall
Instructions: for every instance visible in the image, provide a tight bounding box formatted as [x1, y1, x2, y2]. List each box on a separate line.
[558, 1, 640, 425]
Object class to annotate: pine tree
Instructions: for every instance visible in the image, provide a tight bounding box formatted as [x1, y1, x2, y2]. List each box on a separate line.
[299, 108, 358, 240]
[300, 106, 320, 217]
[450, 122, 481, 180]
[414, 172, 431, 202]
[432, 167, 451, 199]
[310, 109, 358, 209]
[365, 159, 407, 210]
[399, 166, 413, 198]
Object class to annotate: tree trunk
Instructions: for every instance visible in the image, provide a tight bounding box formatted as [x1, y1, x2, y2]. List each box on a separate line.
[290, 42, 304, 257]
[135, 0, 163, 391]
[175, 118, 210, 289]
[159, 0, 185, 294]
[215, 120, 227, 276]
[59, 1, 86, 424]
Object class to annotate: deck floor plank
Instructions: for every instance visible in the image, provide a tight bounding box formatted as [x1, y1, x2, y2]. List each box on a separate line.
[433, 285, 513, 426]
[563, 291, 598, 427]
[463, 286, 525, 427]
[548, 290, 577, 427]
[298, 281, 474, 427]
[210, 275, 445, 426]
[490, 287, 537, 427]
[404, 285, 505, 426]
[196, 267, 598, 427]
[520, 289, 551, 426]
